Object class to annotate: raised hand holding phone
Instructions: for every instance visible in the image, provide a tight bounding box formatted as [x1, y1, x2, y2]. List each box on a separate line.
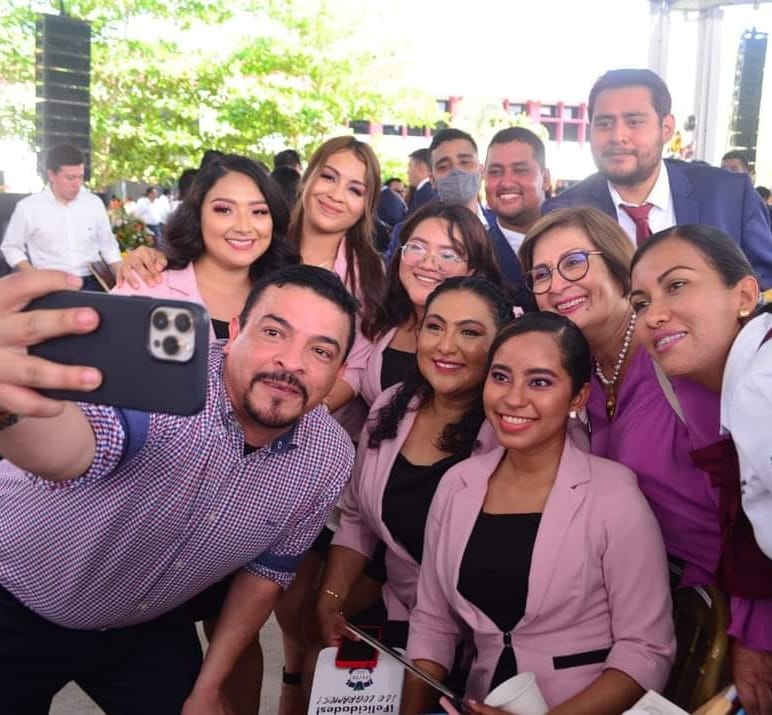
[0, 270, 101, 420]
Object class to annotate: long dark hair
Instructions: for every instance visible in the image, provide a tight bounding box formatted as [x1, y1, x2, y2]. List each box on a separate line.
[164, 154, 299, 282]
[368, 276, 512, 453]
[287, 136, 385, 339]
[371, 203, 503, 338]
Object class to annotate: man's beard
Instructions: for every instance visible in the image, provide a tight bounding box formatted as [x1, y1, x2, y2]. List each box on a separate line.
[599, 146, 662, 187]
[242, 371, 309, 429]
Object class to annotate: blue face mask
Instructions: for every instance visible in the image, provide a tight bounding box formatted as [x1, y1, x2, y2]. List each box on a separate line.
[435, 168, 481, 206]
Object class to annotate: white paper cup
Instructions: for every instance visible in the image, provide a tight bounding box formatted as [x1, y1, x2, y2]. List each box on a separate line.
[483, 672, 548, 715]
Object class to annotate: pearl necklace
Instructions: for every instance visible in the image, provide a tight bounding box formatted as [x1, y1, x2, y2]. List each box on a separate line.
[594, 312, 637, 419]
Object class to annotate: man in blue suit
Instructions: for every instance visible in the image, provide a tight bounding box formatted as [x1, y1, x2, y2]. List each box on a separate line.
[376, 179, 408, 228]
[406, 148, 439, 213]
[543, 68, 772, 287]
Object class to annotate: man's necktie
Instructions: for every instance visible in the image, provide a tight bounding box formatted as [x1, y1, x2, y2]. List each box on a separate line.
[620, 203, 654, 246]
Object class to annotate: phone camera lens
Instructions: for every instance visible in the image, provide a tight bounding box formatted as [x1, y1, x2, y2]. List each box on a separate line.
[162, 335, 180, 355]
[153, 311, 169, 330]
[174, 313, 192, 333]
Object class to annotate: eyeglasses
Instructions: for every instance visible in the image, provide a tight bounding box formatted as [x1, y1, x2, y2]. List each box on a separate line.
[525, 249, 604, 294]
[401, 241, 467, 274]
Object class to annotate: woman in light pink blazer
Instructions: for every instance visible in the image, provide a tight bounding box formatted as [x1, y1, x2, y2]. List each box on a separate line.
[360, 202, 503, 407]
[116, 138, 382, 420]
[316, 277, 512, 653]
[112, 154, 298, 344]
[403, 312, 675, 715]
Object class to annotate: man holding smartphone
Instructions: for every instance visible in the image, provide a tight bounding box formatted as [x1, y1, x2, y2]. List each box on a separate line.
[0, 265, 356, 714]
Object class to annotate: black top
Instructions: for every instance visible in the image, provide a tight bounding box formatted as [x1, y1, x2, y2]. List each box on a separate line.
[458, 512, 542, 691]
[211, 319, 230, 340]
[381, 452, 465, 564]
[380, 347, 417, 392]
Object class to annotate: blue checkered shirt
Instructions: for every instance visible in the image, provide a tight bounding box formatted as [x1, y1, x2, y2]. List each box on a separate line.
[0, 342, 354, 629]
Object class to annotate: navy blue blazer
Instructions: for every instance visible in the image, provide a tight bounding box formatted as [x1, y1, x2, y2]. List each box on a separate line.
[408, 181, 440, 214]
[543, 159, 772, 287]
[376, 187, 407, 228]
[484, 209, 534, 310]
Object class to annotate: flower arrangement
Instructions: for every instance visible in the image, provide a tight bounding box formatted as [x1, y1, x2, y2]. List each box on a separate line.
[109, 202, 155, 252]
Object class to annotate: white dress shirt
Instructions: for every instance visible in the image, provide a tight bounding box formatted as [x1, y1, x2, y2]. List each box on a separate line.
[608, 161, 676, 245]
[1, 187, 121, 275]
[154, 193, 172, 223]
[134, 196, 161, 226]
[720, 311, 772, 558]
[497, 220, 526, 255]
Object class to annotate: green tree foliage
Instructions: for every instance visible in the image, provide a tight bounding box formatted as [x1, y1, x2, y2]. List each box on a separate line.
[0, 0, 439, 188]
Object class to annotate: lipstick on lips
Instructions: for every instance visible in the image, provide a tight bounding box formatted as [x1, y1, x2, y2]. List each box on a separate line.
[553, 295, 587, 315]
[497, 413, 535, 433]
[431, 358, 464, 374]
[653, 330, 687, 353]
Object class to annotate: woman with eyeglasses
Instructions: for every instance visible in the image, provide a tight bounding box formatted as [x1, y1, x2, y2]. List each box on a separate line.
[360, 202, 504, 407]
[518, 207, 771, 711]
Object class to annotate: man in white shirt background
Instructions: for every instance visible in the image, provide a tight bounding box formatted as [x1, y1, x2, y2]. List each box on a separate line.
[0, 144, 122, 291]
[133, 186, 162, 245]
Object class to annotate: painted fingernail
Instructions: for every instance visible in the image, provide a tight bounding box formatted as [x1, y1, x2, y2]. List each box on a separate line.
[66, 274, 83, 288]
[75, 309, 98, 327]
[81, 368, 101, 386]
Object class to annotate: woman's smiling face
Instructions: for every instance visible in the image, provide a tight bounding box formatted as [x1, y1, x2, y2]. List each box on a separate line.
[484, 331, 587, 454]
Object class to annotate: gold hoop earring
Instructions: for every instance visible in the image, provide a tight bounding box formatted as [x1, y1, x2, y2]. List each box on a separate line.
[738, 309, 751, 319]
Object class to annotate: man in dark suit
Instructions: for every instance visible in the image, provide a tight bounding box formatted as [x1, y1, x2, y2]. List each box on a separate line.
[485, 127, 550, 262]
[376, 179, 408, 228]
[543, 68, 772, 287]
[406, 148, 439, 213]
[385, 129, 524, 297]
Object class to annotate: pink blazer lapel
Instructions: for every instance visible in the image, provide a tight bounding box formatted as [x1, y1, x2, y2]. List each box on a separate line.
[443, 448, 508, 633]
[362, 397, 420, 561]
[519, 438, 590, 628]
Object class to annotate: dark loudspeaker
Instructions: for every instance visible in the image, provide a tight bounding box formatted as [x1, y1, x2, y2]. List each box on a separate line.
[35, 14, 91, 178]
[729, 29, 767, 168]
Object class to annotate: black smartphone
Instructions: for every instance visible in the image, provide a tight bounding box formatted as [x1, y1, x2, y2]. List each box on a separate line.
[25, 291, 210, 416]
[344, 623, 470, 713]
[335, 625, 381, 669]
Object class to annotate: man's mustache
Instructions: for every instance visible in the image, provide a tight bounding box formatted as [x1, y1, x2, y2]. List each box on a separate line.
[250, 371, 309, 403]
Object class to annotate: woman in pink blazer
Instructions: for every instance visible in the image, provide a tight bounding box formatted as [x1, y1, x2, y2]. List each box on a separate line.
[403, 312, 675, 714]
[117, 139, 382, 419]
[316, 277, 512, 652]
[112, 154, 298, 343]
[361, 202, 503, 407]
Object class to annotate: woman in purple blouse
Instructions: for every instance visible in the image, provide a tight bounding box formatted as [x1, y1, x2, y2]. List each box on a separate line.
[518, 208, 772, 713]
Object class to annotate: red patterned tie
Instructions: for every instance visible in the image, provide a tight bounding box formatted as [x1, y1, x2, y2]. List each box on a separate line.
[620, 203, 653, 246]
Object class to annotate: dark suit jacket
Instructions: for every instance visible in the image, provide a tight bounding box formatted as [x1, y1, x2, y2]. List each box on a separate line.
[377, 187, 407, 228]
[484, 209, 535, 311]
[408, 181, 440, 214]
[543, 159, 772, 287]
